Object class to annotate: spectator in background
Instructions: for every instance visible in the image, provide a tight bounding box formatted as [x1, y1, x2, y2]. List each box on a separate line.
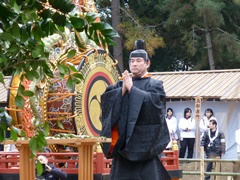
[43, 147, 51, 153]
[233, 128, 240, 180]
[199, 108, 217, 139]
[201, 119, 225, 180]
[165, 108, 178, 150]
[178, 107, 196, 159]
[36, 155, 67, 180]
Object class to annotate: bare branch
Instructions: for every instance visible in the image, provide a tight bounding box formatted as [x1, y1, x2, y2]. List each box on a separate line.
[210, 28, 240, 42]
[119, 7, 140, 27]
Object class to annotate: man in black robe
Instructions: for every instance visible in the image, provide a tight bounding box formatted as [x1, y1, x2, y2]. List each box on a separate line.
[100, 39, 170, 180]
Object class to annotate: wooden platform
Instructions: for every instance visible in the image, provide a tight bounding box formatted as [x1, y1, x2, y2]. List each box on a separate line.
[2, 138, 111, 180]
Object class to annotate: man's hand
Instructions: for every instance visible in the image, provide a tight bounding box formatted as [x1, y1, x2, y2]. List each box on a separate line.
[45, 164, 52, 172]
[122, 83, 127, 96]
[122, 70, 132, 95]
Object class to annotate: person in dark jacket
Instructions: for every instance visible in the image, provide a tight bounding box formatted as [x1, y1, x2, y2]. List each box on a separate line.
[36, 155, 67, 180]
[201, 119, 226, 180]
[100, 39, 170, 180]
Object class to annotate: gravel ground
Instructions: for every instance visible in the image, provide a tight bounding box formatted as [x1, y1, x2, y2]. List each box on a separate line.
[179, 161, 234, 180]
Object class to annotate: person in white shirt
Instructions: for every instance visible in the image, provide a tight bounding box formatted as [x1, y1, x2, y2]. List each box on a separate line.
[165, 108, 178, 150]
[178, 107, 196, 159]
[233, 128, 240, 180]
[199, 108, 217, 137]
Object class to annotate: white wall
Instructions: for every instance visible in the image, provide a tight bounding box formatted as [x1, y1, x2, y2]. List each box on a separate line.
[166, 100, 240, 159]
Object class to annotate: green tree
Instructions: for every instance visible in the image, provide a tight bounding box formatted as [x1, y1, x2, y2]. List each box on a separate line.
[119, 0, 165, 57]
[96, 0, 125, 72]
[98, 0, 240, 71]
[158, 0, 240, 70]
[0, 0, 118, 155]
[111, 0, 124, 72]
[97, 0, 166, 72]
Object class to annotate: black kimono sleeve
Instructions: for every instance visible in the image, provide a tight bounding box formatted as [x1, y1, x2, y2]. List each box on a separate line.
[100, 82, 128, 158]
[120, 79, 170, 161]
[100, 78, 170, 161]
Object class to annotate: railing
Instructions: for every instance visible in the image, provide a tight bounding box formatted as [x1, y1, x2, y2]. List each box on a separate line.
[0, 150, 181, 179]
[0, 152, 112, 175]
[93, 152, 112, 174]
[1, 138, 112, 180]
[179, 147, 240, 180]
[0, 152, 19, 173]
[161, 150, 179, 170]
[3, 146, 239, 180]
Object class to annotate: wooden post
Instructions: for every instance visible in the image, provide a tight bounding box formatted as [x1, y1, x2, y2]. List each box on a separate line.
[215, 156, 221, 180]
[194, 96, 202, 170]
[95, 144, 104, 174]
[77, 141, 95, 180]
[16, 143, 35, 180]
[200, 146, 204, 180]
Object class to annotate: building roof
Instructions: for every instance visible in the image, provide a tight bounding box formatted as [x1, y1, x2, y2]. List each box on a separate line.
[0, 76, 11, 104]
[1, 69, 240, 104]
[151, 69, 240, 100]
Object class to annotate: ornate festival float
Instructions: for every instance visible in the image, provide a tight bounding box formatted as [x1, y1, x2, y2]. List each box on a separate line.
[0, 0, 181, 179]
[7, 0, 119, 144]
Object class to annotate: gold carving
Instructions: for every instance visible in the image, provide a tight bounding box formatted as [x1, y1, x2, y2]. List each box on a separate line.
[74, 50, 119, 136]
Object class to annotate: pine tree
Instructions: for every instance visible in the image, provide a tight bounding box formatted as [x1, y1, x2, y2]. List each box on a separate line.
[159, 0, 240, 70]
[97, 0, 240, 71]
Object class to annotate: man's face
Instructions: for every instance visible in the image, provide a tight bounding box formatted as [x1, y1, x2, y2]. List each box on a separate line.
[38, 155, 48, 164]
[209, 121, 216, 130]
[129, 57, 149, 77]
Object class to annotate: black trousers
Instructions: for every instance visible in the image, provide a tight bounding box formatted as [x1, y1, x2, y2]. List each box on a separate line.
[179, 138, 195, 158]
[205, 161, 213, 180]
[205, 155, 221, 180]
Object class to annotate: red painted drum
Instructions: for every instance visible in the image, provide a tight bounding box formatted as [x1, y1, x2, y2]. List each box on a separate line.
[7, 49, 120, 139]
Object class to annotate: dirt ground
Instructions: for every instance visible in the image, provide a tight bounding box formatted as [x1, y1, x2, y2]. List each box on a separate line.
[179, 161, 234, 180]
